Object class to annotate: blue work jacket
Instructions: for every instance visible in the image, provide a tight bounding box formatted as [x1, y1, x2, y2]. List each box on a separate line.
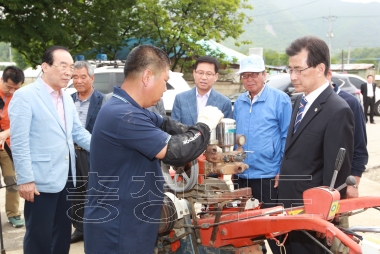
[234, 85, 292, 179]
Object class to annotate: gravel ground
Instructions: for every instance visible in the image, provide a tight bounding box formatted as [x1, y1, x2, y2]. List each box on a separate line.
[363, 166, 380, 183]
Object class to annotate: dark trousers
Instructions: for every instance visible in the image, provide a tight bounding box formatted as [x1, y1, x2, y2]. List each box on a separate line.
[72, 148, 90, 234]
[235, 177, 278, 209]
[364, 97, 375, 123]
[23, 170, 74, 254]
[235, 176, 279, 253]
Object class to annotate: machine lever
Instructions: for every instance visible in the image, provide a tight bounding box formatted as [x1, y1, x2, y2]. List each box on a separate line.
[336, 175, 357, 191]
[329, 148, 346, 191]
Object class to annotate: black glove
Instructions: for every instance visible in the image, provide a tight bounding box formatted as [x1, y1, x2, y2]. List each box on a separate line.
[162, 123, 210, 167]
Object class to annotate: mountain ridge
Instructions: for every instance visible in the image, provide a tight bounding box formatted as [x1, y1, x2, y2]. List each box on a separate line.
[224, 0, 380, 55]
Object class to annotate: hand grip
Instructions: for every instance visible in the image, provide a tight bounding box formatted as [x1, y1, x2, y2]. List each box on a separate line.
[334, 148, 346, 172]
[329, 148, 346, 191]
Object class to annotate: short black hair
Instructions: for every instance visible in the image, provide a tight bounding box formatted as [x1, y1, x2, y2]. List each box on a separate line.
[42, 46, 70, 66]
[124, 45, 170, 78]
[286, 36, 330, 76]
[194, 56, 220, 73]
[2, 66, 25, 85]
[367, 74, 373, 78]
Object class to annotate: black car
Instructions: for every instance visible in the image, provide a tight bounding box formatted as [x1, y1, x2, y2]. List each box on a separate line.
[228, 73, 361, 106]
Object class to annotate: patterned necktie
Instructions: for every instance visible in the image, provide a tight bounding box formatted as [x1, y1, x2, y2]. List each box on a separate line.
[293, 96, 308, 133]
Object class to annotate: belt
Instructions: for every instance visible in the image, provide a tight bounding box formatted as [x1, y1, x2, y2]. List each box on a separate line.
[74, 144, 85, 151]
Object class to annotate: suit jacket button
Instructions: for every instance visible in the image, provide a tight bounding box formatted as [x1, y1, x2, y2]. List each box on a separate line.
[65, 156, 69, 160]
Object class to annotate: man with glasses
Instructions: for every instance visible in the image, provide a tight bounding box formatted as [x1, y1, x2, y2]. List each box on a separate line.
[9, 46, 91, 254]
[171, 56, 232, 125]
[70, 61, 104, 244]
[233, 54, 292, 253]
[0, 66, 25, 228]
[275, 36, 354, 254]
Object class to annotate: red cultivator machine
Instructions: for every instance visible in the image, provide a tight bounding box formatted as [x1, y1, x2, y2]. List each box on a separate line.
[158, 119, 380, 254]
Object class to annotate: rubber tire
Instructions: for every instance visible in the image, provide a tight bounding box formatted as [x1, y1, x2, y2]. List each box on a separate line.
[375, 100, 380, 116]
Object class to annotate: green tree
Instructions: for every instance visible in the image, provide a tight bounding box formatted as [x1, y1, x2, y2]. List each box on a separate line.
[334, 47, 380, 66]
[263, 49, 288, 66]
[0, 0, 251, 70]
[0, 0, 136, 67]
[0, 42, 9, 61]
[126, 0, 252, 70]
[13, 49, 29, 70]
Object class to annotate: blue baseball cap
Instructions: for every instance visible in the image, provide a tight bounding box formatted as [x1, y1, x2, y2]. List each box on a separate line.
[237, 55, 265, 74]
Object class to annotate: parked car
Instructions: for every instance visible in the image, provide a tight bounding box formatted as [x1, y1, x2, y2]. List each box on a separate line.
[65, 64, 191, 114]
[342, 73, 380, 116]
[228, 73, 361, 107]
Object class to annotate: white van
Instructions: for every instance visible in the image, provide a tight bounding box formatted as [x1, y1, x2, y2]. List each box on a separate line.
[65, 65, 191, 115]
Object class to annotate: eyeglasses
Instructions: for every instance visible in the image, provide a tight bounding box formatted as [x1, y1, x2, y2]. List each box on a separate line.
[52, 63, 74, 73]
[240, 72, 261, 79]
[286, 66, 311, 75]
[195, 71, 216, 78]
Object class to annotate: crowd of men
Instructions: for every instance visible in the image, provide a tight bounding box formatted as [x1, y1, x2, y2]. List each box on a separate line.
[0, 34, 373, 254]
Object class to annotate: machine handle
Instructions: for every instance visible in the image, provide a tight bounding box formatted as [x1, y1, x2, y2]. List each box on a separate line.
[329, 148, 346, 191]
[336, 175, 357, 191]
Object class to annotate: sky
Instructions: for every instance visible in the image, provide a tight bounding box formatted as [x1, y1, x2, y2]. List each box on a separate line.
[341, 0, 380, 2]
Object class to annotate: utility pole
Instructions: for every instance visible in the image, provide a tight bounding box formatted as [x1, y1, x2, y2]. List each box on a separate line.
[347, 40, 352, 64]
[9, 43, 12, 64]
[323, 14, 337, 63]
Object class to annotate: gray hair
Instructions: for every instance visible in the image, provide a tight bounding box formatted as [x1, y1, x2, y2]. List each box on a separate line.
[74, 61, 95, 77]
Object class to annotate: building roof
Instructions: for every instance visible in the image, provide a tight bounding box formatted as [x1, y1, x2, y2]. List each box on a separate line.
[330, 63, 375, 71]
[23, 66, 42, 78]
[0, 62, 16, 66]
[197, 40, 247, 63]
[107, 39, 247, 64]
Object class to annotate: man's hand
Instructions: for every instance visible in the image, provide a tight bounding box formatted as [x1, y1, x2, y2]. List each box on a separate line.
[274, 174, 279, 188]
[346, 176, 360, 199]
[19, 182, 40, 202]
[197, 106, 224, 130]
[0, 129, 10, 150]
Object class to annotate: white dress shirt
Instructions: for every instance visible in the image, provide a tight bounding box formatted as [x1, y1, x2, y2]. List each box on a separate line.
[301, 81, 330, 120]
[367, 83, 374, 97]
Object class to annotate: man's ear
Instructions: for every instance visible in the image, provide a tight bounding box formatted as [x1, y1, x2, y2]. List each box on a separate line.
[214, 73, 219, 82]
[41, 62, 49, 73]
[142, 69, 153, 87]
[317, 63, 326, 78]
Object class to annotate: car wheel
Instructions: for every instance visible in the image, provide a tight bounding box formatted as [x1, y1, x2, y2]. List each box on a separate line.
[375, 101, 380, 116]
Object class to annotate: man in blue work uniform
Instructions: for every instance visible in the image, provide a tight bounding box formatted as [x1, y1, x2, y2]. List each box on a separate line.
[83, 45, 224, 253]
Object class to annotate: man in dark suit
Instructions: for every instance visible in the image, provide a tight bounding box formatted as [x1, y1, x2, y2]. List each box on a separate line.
[275, 36, 355, 254]
[70, 61, 104, 243]
[361, 74, 376, 124]
[171, 56, 233, 125]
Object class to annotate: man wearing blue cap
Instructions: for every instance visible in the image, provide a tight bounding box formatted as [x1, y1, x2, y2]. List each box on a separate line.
[234, 54, 291, 205]
[233, 54, 292, 252]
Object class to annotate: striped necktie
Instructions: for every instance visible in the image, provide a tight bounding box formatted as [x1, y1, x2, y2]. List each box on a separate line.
[293, 96, 308, 133]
